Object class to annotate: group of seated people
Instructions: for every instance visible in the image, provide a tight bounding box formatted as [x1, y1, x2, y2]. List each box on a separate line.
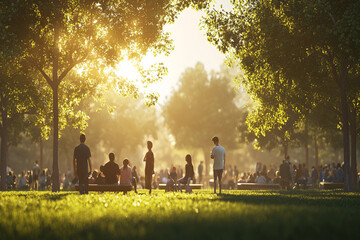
[88, 153, 139, 194]
[85, 152, 196, 194]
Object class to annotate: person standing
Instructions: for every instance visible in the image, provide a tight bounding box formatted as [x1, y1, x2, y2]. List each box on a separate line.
[33, 161, 40, 190]
[211, 136, 225, 194]
[198, 161, 204, 184]
[144, 141, 154, 194]
[279, 159, 291, 190]
[73, 134, 92, 194]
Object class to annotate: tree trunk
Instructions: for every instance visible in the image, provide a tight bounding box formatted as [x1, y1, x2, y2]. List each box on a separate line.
[39, 139, 43, 170]
[283, 141, 288, 159]
[202, 147, 210, 177]
[314, 135, 319, 170]
[0, 94, 9, 191]
[340, 86, 351, 192]
[51, 19, 60, 192]
[52, 85, 60, 191]
[305, 121, 309, 168]
[350, 111, 357, 190]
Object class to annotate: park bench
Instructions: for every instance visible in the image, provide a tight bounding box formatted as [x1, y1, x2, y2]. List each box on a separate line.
[319, 182, 343, 190]
[158, 183, 203, 190]
[209, 179, 236, 189]
[75, 184, 132, 192]
[237, 183, 281, 190]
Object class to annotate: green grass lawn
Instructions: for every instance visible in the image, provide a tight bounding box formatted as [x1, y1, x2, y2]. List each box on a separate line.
[1, 189, 359, 240]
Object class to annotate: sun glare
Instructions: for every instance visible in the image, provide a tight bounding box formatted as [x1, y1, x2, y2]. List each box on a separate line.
[115, 60, 140, 81]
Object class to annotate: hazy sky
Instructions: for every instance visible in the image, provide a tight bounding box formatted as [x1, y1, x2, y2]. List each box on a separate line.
[148, 1, 233, 105]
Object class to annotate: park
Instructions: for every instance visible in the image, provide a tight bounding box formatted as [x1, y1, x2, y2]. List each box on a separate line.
[1, 0, 360, 239]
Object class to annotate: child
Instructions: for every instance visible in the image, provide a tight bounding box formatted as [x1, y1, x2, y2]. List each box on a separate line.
[177, 154, 194, 193]
[143, 141, 154, 194]
[120, 159, 132, 195]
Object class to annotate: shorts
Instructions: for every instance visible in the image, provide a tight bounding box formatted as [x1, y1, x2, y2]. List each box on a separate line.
[213, 169, 223, 182]
[33, 175, 39, 181]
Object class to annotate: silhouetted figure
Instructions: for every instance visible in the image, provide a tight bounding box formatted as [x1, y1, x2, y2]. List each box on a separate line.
[280, 159, 291, 190]
[177, 154, 195, 193]
[33, 161, 40, 190]
[132, 166, 139, 193]
[211, 136, 226, 194]
[103, 153, 120, 184]
[311, 166, 318, 187]
[144, 141, 154, 194]
[166, 167, 178, 192]
[96, 167, 106, 184]
[73, 134, 92, 194]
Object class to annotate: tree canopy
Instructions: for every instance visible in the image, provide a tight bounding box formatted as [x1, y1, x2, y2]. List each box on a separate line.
[203, 0, 360, 190]
[163, 62, 243, 174]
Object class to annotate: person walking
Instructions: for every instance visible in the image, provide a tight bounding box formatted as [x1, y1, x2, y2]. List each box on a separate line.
[198, 161, 204, 184]
[144, 141, 154, 194]
[73, 134, 92, 194]
[211, 136, 225, 194]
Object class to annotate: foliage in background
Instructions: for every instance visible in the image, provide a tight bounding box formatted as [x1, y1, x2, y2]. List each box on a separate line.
[163, 62, 243, 174]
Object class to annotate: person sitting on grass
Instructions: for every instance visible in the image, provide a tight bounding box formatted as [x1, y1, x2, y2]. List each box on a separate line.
[177, 154, 194, 193]
[103, 153, 120, 185]
[120, 159, 132, 195]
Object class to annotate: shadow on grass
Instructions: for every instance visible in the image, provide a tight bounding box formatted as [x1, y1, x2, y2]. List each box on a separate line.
[212, 190, 360, 207]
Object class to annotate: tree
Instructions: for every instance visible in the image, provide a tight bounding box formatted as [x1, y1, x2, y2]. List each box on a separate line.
[203, 0, 360, 191]
[2, 0, 213, 191]
[0, 1, 44, 190]
[163, 63, 243, 175]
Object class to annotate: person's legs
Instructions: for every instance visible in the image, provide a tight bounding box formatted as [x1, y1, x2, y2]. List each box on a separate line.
[78, 172, 87, 194]
[186, 178, 191, 193]
[132, 177, 138, 193]
[84, 179, 89, 194]
[218, 170, 223, 194]
[213, 170, 217, 194]
[177, 177, 186, 192]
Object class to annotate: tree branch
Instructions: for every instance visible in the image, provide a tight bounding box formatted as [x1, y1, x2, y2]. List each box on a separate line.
[37, 67, 53, 87]
[58, 56, 87, 82]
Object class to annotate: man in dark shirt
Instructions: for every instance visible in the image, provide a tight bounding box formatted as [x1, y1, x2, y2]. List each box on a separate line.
[103, 153, 120, 184]
[73, 134, 92, 194]
[279, 158, 291, 190]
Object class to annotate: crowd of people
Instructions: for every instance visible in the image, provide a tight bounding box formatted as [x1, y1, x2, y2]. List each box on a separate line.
[5, 162, 55, 191]
[5, 133, 354, 193]
[237, 157, 346, 189]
